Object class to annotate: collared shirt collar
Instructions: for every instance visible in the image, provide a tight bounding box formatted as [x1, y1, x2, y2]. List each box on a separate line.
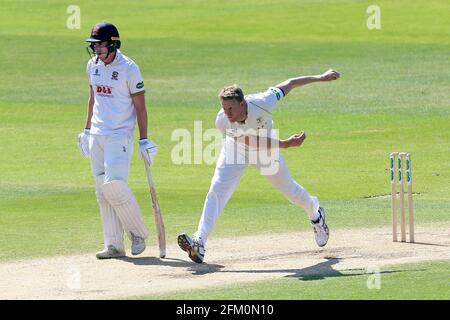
[97, 49, 122, 67]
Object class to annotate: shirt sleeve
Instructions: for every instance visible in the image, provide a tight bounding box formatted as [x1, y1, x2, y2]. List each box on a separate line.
[215, 109, 229, 133]
[246, 86, 284, 113]
[127, 63, 145, 95]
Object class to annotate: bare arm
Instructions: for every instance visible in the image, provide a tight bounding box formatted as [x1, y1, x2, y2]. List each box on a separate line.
[84, 86, 94, 129]
[276, 69, 340, 95]
[236, 131, 306, 149]
[132, 92, 148, 140]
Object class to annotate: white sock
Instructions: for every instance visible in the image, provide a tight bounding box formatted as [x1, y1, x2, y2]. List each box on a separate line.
[310, 209, 320, 222]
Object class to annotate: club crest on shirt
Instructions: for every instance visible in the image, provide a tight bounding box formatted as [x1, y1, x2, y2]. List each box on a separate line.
[225, 128, 243, 138]
[111, 71, 119, 80]
[256, 116, 266, 129]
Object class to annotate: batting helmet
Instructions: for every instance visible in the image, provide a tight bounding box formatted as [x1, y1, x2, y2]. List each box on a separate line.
[86, 22, 121, 58]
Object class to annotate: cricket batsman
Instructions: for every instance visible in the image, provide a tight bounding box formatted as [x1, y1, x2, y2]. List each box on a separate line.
[178, 69, 340, 263]
[77, 22, 158, 259]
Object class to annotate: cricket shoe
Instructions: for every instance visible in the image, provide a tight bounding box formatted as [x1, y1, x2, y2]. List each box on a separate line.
[177, 233, 205, 264]
[311, 207, 329, 247]
[130, 232, 146, 255]
[96, 245, 126, 259]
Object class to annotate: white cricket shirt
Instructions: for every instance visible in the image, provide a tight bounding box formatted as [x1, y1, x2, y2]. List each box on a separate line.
[215, 87, 285, 152]
[87, 50, 145, 135]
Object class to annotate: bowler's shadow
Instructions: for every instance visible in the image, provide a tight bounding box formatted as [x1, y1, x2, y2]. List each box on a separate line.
[117, 256, 421, 280]
[219, 257, 414, 281]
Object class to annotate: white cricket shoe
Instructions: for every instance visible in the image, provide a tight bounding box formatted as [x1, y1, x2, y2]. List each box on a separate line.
[311, 207, 329, 247]
[130, 232, 146, 255]
[96, 245, 125, 259]
[177, 233, 205, 264]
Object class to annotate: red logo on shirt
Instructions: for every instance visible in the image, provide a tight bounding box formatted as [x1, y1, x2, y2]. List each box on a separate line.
[96, 85, 112, 94]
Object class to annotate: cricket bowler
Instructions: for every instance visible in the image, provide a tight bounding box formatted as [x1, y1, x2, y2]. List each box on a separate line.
[178, 69, 340, 263]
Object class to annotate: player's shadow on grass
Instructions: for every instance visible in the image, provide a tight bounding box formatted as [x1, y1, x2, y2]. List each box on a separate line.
[282, 257, 388, 281]
[218, 257, 414, 281]
[117, 256, 224, 273]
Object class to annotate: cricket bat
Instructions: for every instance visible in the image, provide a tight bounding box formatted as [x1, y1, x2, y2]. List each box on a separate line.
[144, 161, 166, 258]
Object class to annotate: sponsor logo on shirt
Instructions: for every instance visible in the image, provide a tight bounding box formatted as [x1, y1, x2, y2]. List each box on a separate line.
[270, 88, 281, 100]
[93, 69, 100, 76]
[95, 85, 113, 97]
[136, 81, 144, 89]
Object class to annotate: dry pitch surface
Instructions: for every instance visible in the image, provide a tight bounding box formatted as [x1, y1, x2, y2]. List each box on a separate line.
[1, 223, 449, 299]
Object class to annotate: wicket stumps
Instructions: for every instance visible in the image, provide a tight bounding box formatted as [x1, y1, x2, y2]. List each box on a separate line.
[390, 152, 414, 242]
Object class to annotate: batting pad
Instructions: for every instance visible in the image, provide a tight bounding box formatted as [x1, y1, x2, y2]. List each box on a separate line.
[95, 175, 125, 250]
[101, 180, 149, 240]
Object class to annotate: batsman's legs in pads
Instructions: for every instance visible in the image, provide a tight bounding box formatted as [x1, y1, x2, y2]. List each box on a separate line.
[101, 180, 149, 241]
[90, 133, 149, 250]
[95, 174, 125, 251]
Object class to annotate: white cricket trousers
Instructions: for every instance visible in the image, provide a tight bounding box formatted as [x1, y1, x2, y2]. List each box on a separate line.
[195, 147, 319, 246]
[89, 133, 149, 251]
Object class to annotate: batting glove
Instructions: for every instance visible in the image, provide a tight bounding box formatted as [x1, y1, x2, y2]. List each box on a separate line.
[139, 138, 158, 166]
[77, 128, 90, 158]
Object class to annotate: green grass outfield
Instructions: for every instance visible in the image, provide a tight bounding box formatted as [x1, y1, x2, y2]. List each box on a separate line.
[134, 260, 450, 300]
[0, 0, 449, 298]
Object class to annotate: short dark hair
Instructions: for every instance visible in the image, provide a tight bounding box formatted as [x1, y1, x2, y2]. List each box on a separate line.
[218, 85, 244, 103]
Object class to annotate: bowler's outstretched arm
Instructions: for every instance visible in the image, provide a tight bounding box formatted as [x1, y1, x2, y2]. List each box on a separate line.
[276, 69, 340, 95]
